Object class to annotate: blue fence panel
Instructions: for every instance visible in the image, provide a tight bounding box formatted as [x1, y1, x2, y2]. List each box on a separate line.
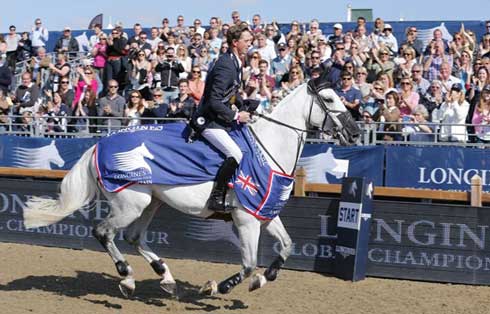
[0, 135, 97, 170]
[385, 146, 490, 192]
[299, 144, 384, 186]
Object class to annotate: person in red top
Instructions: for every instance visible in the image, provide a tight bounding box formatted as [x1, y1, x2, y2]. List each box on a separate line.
[188, 65, 205, 104]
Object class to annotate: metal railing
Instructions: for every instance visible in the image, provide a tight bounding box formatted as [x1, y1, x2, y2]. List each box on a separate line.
[0, 115, 186, 138]
[12, 51, 92, 92]
[1, 115, 490, 148]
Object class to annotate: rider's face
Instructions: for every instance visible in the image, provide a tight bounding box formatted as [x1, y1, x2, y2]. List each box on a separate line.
[235, 31, 253, 56]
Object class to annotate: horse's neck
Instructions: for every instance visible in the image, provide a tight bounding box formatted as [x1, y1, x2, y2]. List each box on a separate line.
[251, 85, 310, 174]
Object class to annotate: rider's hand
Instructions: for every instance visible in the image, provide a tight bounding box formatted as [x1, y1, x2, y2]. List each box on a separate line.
[238, 111, 251, 123]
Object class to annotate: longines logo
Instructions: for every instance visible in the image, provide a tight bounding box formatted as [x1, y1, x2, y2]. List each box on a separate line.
[0, 192, 170, 246]
[418, 167, 490, 187]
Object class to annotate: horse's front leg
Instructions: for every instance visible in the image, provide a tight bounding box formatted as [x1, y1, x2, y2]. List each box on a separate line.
[200, 208, 261, 295]
[249, 216, 292, 292]
[124, 198, 177, 297]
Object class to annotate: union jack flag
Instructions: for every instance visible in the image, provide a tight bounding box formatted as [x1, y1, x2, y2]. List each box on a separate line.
[235, 170, 260, 196]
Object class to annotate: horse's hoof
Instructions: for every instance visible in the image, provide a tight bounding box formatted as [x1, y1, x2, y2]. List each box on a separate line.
[249, 274, 267, 292]
[160, 279, 178, 297]
[199, 280, 218, 296]
[119, 278, 135, 298]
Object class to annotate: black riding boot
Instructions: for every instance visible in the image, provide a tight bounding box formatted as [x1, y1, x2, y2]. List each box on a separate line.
[208, 157, 239, 212]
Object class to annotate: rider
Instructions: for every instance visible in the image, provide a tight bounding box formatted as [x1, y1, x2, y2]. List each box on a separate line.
[191, 22, 253, 212]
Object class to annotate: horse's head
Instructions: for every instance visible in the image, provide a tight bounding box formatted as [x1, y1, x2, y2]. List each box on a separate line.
[307, 78, 361, 145]
[139, 143, 155, 160]
[46, 141, 65, 168]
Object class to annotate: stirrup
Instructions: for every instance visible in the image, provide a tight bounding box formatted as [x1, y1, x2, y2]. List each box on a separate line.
[207, 197, 235, 213]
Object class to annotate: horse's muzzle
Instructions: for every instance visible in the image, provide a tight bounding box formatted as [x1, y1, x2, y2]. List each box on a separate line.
[335, 112, 361, 146]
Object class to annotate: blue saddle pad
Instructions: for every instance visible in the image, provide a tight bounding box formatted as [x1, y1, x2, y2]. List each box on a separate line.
[95, 123, 294, 220]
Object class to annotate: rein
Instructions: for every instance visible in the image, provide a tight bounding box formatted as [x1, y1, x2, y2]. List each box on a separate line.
[249, 88, 331, 176]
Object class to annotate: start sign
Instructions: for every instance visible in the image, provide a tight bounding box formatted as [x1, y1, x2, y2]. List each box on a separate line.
[338, 202, 362, 230]
[333, 177, 373, 281]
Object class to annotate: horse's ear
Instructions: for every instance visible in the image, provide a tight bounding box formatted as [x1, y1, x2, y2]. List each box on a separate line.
[308, 72, 332, 93]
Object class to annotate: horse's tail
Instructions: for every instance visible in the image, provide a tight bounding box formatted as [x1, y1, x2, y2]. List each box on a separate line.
[23, 145, 98, 229]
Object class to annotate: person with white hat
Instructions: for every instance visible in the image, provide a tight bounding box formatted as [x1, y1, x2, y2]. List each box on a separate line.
[377, 23, 398, 55]
[327, 23, 344, 48]
[53, 26, 79, 58]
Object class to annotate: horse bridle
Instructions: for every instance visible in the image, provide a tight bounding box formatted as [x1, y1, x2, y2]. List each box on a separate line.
[249, 81, 352, 175]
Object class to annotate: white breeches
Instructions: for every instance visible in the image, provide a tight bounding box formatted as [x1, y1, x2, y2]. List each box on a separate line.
[202, 128, 243, 162]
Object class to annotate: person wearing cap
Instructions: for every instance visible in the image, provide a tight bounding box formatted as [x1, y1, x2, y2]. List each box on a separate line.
[471, 84, 490, 142]
[53, 27, 79, 59]
[271, 42, 291, 87]
[377, 24, 398, 55]
[327, 23, 344, 48]
[432, 83, 469, 142]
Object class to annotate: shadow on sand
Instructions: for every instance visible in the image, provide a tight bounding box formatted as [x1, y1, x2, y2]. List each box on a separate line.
[0, 270, 248, 312]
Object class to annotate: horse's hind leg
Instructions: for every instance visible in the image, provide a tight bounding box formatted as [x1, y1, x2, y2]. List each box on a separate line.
[93, 185, 152, 298]
[201, 208, 261, 295]
[249, 216, 292, 291]
[124, 198, 177, 297]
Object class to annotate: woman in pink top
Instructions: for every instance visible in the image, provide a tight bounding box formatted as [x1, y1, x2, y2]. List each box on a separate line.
[398, 77, 419, 117]
[72, 66, 98, 111]
[92, 35, 108, 80]
[188, 65, 205, 104]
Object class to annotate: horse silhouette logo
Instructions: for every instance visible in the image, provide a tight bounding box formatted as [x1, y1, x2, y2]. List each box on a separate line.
[113, 143, 155, 173]
[12, 140, 65, 169]
[297, 147, 349, 183]
[279, 181, 294, 201]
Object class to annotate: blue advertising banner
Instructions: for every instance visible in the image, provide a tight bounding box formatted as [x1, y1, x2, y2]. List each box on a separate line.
[385, 146, 490, 192]
[297, 144, 384, 186]
[0, 136, 97, 170]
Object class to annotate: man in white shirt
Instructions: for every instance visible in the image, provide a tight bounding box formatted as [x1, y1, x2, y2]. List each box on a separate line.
[377, 24, 398, 55]
[30, 18, 49, 54]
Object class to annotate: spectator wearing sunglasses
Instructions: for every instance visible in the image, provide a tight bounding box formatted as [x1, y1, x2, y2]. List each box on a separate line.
[30, 18, 49, 55]
[98, 80, 126, 131]
[56, 76, 74, 111]
[72, 66, 98, 111]
[335, 70, 363, 120]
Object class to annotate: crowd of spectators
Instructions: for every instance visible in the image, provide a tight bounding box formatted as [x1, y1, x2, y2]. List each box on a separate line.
[0, 13, 490, 143]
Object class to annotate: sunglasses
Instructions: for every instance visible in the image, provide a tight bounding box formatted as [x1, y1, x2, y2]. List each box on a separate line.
[131, 95, 141, 98]
[342, 77, 352, 80]
[109, 85, 118, 88]
[311, 56, 320, 59]
[401, 82, 411, 85]
[61, 81, 69, 84]
[251, 56, 259, 59]
[192, 70, 201, 73]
